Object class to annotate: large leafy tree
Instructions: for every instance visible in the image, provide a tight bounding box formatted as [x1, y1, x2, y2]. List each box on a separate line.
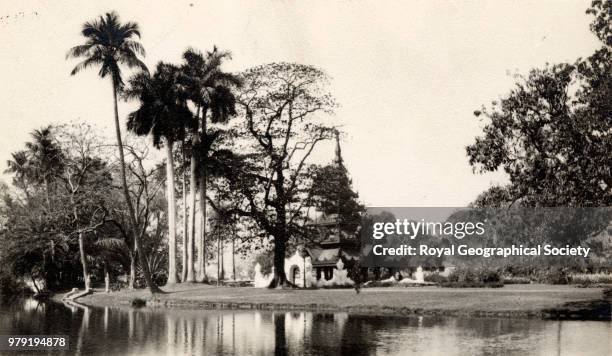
[179, 47, 241, 282]
[126, 62, 196, 285]
[67, 11, 160, 292]
[216, 63, 337, 287]
[55, 123, 113, 291]
[466, 1, 611, 207]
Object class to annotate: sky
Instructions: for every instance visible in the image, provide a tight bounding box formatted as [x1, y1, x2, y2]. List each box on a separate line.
[0, 0, 601, 207]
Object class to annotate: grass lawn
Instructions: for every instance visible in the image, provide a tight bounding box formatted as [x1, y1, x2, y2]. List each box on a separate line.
[71, 283, 610, 319]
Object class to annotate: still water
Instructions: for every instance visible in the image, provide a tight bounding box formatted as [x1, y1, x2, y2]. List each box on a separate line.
[0, 298, 610, 356]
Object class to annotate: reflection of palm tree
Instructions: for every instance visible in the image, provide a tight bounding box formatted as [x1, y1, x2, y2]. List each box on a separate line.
[67, 11, 160, 293]
[126, 62, 195, 284]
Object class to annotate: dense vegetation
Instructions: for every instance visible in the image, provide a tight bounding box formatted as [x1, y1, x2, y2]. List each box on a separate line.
[0, 1, 609, 295]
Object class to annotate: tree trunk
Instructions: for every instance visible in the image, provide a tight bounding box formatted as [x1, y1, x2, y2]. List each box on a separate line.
[181, 169, 188, 283]
[78, 232, 90, 291]
[197, 111, 208, 283]
[104, 262, 110, 293]
[198, 178, 207, 282]
[217, 233, 221, 286]
[112, 80, 161, 293]
[221, 239, 224, 280]
[165, 140, 178, 285]
[129, 248, 136, 289]
[232, 236, 236, 281]
[268, 237, 292, 288]
[186, 138, 197, 282]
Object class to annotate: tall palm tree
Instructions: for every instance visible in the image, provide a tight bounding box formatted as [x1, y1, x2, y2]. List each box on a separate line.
[180, 47, 241, 282]
[126, 62, 196, 285]
[66, 11, 161, 293]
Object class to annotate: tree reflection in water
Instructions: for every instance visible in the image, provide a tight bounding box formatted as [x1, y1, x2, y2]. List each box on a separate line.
[0, 299, 610, 355]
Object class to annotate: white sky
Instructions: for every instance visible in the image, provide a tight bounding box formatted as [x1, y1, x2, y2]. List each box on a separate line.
[0, 0, 600, 206]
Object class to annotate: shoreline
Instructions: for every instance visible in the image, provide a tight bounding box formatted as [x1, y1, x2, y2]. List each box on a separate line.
[58, 283, 612, 321]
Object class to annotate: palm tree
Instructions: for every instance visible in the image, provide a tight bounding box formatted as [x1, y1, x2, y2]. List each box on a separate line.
[5, 151, 33, 199]
[25, 126, 65, 207]
[66, 11, 161, 293]
[180, 47, 241, 282]
[126, 62, 196, 285]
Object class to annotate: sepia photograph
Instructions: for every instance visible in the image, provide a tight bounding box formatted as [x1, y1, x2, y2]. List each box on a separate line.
[0, 0, 610, 355]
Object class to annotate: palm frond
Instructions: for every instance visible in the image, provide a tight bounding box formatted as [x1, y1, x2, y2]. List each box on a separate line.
[70, 55, 104, 76]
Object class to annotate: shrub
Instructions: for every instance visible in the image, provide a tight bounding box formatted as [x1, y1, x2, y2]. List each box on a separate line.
[0, 273, 26, 300]
[110, 280, 128, 292]
[503, 276, 531, 285]
[443, 267, 503, 288]
[130, 298, 147, 308]
[424, 273, 448, 284]
[569, 273, 612, 286]
[535, 267, 569, 284]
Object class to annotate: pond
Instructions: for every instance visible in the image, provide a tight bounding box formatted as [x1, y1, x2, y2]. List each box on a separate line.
[0, 298, 610, 355]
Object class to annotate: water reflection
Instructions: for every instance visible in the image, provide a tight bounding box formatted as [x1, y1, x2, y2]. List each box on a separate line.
[0, 298, 610, 355]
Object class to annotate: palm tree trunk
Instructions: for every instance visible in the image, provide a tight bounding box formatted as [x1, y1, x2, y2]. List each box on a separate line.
[112, 80, 161, 293]
[217, 231, 220, 286]
[78, 232, 90, 291]
[181, 167, 188, 283]
[186, 138, 197, 282]
[165, 138, 178, 285]
[198, 177, 207, 282]
[197, 112, 208, 282]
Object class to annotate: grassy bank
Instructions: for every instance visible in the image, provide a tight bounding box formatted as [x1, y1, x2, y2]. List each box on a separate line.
[69, 283, 611, 320]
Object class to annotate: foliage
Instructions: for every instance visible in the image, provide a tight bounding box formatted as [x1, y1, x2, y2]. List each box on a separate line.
[569, 272, 612, 285]
[534, 267, 570, 285]
[502, 276, 532, 285]
[467, 1, 611, 208]
[212, 63, 338, 287]
[66, 11, 147, 87]
[443, 267, 504, 288]
[1, 124, 168, 291]
[0, 272, 27, 300]
[307, 149, 365, 235]
[424, 273, 449, 284]
[253, 249, 275, 276]
[126, 62, 196, 147]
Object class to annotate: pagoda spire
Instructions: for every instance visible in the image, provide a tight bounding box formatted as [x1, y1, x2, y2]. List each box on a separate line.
[333, 129, 344, 168]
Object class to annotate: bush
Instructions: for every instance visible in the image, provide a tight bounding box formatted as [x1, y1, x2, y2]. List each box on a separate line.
[443, 267, 503, 288]
[503, 276, 531, 285]
[130, 298, 147, 308]
[424, 273, 448, 284]
[0, 273, 26, 300]
[569, 273, 612, 286]
[535, 267, 569, 284]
